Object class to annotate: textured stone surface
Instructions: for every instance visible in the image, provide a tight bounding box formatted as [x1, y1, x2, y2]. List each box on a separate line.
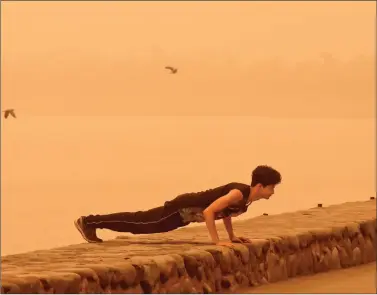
[1, 200, 376, 294]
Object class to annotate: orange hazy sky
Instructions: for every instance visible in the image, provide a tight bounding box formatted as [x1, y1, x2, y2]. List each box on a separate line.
[2, 1, 375, 60]
[1, 1, 375, 117]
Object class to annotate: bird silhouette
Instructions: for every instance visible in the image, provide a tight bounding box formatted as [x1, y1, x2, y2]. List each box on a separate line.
[165, 66, 178, 74]
[3, 109, 16, 119]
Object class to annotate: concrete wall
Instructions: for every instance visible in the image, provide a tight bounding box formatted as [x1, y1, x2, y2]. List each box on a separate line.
[1, 200, 376, 294]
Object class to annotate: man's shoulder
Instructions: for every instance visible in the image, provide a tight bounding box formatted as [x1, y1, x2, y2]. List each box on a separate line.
[225, 182, 250, 189]
[194, 182, 249, 198]
[224, 182, 250, 199]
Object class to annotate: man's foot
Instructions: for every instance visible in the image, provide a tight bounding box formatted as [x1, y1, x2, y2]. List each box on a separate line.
[74, 217, 103, 243]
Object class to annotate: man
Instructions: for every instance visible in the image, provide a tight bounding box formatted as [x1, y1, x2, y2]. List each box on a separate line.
[74, 165, 281, 246]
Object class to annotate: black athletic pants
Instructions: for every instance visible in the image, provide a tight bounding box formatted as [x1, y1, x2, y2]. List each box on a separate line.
[83, 205, 189, 234]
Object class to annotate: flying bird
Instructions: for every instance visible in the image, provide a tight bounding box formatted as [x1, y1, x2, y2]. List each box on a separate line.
[165, 66, 178, 74]
[3, 109, 16, 119]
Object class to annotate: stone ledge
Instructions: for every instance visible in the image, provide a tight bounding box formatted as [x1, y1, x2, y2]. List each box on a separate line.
[1, 200, 376, 293]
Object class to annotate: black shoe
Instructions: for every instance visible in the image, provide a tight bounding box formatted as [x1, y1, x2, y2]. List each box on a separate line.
[74, 217, 103, 243]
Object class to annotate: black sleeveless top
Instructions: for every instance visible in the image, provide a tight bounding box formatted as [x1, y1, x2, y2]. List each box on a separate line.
[164, 182, 251, 223]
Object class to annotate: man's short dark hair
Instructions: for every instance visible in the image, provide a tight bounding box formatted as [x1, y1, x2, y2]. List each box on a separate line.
[251, 165, 282, 187]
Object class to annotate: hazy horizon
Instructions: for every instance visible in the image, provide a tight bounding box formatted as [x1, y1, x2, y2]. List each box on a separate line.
[1, 1, 375, 256]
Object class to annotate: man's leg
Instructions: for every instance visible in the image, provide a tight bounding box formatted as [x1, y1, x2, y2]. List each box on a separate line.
[74, 206, 188, 243]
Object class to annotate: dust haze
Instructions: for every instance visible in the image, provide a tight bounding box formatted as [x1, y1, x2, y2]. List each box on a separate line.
[1, 1, 375, 255]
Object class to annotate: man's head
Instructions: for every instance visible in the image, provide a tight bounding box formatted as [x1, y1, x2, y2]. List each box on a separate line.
[251, 165, 282, 200]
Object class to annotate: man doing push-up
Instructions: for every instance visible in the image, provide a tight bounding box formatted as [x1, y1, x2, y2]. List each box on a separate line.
[74, 165, 281, 246]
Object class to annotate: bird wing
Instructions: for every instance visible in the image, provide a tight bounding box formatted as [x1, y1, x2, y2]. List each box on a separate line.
[4, 111, 9, 119]
[165, 66, 174, 71]
[10, 110, 16, 118]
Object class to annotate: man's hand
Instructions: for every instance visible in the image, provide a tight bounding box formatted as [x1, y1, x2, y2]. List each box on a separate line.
[230, 236, 252, 243]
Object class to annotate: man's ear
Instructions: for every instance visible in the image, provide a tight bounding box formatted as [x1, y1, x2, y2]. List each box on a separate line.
[255, 183, 263, 190]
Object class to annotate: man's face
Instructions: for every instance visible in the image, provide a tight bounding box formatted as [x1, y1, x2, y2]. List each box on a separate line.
[259, 184, 276, 199]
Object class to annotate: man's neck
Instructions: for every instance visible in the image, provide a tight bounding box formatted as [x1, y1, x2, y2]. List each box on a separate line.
[248, 186, 260, 202]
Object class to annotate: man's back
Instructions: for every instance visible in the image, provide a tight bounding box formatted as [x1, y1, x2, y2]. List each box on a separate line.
[164, 182, 251, 212]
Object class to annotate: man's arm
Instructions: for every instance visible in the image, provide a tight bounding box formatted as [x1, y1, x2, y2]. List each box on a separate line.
[203, 189, 243, 244]
[223, 216, 236, 240]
